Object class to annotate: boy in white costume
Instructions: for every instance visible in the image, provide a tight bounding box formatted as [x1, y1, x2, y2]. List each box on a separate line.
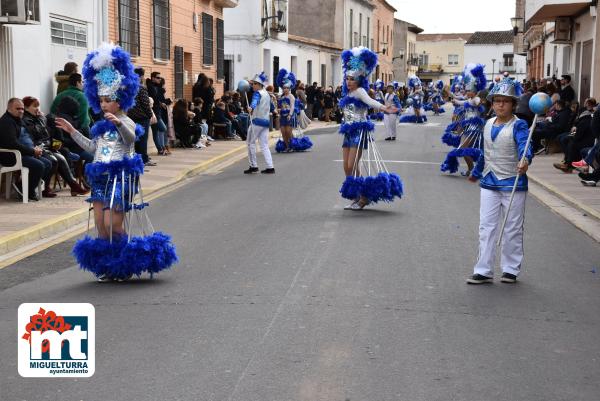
[383, 83, 402, 141]
[467, 77, 532, 284]
[244, 72, 275, 174]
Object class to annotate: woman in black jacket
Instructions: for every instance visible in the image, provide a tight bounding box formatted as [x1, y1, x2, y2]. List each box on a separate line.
[22, 96, 89, 196]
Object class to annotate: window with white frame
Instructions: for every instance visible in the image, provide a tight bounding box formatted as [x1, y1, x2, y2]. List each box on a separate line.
[51, 19, 87, 48]
[448, 54, 459, 65]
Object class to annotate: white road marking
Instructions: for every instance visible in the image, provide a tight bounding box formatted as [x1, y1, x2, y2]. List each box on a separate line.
[333, 160, 439, 165]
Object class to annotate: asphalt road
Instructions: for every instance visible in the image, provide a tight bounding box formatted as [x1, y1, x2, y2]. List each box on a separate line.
[2, 114, 600, 401]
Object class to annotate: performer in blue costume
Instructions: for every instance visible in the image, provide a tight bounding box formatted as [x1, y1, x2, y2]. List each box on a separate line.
[441, 63, 487, 176]
[275, 68, 297, 152]
[399, 75, 427, 123]
[383, 83, 402, 141]
[430, 80, 446, 115]
[244, 72, 275, 174]
[275, 68, 312, 153]
[369, 79, 385, 121]
[55, 43, 177, 282]
[466, 77, 531, 284]
[338, 47, 403, 210]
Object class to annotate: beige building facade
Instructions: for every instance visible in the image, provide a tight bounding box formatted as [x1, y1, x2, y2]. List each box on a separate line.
[415, 33, 472, 85]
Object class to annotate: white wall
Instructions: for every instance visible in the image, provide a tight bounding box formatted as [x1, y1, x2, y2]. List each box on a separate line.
[223, 0, 261, 36]
[0, 0, 106, 111]
[344, 0, 374, 49]
[464, 43, 527, 82]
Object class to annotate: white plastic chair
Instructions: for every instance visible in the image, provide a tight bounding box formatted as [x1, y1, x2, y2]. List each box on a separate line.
[0, 148, 42, 203]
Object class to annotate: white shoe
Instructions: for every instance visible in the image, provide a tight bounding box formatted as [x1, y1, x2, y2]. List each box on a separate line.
[195, 141, 207, 148]
[97, 274, 113, 283]
[206, 135, 215, 142]
[344, 201, 358, 210]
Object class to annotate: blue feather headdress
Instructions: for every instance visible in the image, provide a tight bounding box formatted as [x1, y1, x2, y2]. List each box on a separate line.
[463, 63, 487, 92]
[341, 46, 378, 95]
[436, 80, 444, 90]
[374, 79, 384, 91]
[408, 75, 422, 90]
[276, 68, 297, 89]
[82, 43, 139, 113]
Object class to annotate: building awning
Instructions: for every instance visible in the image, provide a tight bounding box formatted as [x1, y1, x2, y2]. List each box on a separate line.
[527, 1, 592, 24]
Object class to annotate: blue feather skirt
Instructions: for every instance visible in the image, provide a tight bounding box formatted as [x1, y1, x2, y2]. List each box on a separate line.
[399, 106, 427, 123]
[73, 232, 178, 278]
[338, 121, 403, 203]
[275, 136, 313, 152]
[74, 153, 178, 278]
[340, 173, 403, 203]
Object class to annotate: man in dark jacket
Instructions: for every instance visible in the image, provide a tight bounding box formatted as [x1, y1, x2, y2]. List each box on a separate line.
[0, 98, 47, 200]
[532, 99, 572, 153]
[559, 75, 575, 105]
[128, 67, 154, 165]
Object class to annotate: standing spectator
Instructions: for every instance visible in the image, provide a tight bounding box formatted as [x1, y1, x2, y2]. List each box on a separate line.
[193, 74, 214, 123]
[559, 75, 576, 105]
[323, 87, 335, 122]
[296, 83, 307, 106]
[54, 62, 78, 95]
[147, 71, 168, 155]
[305, 82, 317, 119]
[0, 98, 47, 200]
[128, 67, 155, 165]
[315, 86, 325, 120]
[51, 73, 91, 136]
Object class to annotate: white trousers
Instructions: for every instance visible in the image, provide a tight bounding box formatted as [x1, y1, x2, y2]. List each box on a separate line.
[383, 114, 397, 138]
[474, 188, 526, 277]
[246, 124, 273, 168]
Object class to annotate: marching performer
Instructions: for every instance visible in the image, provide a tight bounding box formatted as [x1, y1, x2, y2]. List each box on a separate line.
[55, 43, 177, 282]
[430, 80, 446, 115]
[467, 77, 531, 284]
[275, 69, 296, 152]
[275, 68, 313, 153]
[244, 72, 275, 174]
[383, 83, 402, 141]
[441, 63, 487, 176]
[399, 76, 427, 123]
[337, 47, 402, 210]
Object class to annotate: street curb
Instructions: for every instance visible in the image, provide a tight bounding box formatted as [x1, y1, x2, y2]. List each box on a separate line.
[528, 172, 600, 221]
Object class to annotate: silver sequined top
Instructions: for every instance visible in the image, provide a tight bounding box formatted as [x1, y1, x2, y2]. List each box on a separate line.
[343, 87, 384, 123]
[70, 113, 137, 163]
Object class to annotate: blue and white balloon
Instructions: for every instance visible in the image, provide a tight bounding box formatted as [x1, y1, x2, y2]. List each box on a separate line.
[529, 92, 552, 115]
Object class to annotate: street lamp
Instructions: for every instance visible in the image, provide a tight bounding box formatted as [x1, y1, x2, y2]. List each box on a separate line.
[491, 58, 496, 79]
[510, 17, 524, 36]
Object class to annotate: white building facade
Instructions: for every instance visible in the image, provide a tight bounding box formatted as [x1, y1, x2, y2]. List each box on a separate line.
[524, 0, 598, 103]
[464, 31, 527, 82]
[225, 0, 346, 91]
[0, 0, 107, 110]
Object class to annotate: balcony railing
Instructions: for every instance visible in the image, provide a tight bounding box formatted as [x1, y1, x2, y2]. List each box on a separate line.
[498, 63, 516, 73]
[418, 63, 443, 72]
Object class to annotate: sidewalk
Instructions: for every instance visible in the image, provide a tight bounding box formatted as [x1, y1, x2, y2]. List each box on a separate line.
[0, 120, 333, 264]
[528, 152, 600, 220]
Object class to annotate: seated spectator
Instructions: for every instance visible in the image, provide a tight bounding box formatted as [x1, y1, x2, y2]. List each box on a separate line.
[213, 101, 236, 139]
[172, 99, 203, 148]
[576, 104, 600, 185]
[516, 88, 535, 127]
[0, 98, 48, 201]
[52, 95, 94, 163]
[532, 99, 572, 154]
[231, 91, 249, 140]
[22, 96, 89, 196]
[553, 98, 597, 172]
